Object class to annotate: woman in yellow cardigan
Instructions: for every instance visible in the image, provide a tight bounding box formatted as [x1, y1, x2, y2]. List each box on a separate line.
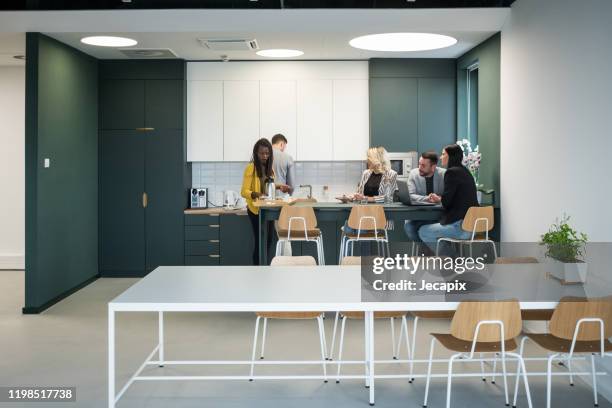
[241, 138, 289, 264]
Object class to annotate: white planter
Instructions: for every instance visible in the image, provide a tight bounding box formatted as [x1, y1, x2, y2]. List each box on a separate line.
[548, 258, 588, 284]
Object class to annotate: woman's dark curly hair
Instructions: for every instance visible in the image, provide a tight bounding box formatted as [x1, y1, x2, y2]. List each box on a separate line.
[252, 138, 274, 179]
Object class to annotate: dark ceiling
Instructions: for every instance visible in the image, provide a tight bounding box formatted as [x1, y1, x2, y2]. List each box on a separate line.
[2, 0, 515, 10]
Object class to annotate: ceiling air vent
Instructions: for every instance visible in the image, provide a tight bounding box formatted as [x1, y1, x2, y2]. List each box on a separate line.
[119, 49, 178, 59]
[198, 38, 259, 51]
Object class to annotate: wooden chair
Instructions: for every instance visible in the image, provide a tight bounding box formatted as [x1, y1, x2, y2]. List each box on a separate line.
[276, 205, 325, 265]
[249, 256, 328, 381]
[436, 206, 497, 260]
[328, 256, 411, 382]
[512, 297, 612, 408]
[423, 300, 532, 408]
[339, 205, 390, 263]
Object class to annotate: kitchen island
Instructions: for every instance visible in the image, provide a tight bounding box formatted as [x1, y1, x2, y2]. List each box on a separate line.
[257, 201, 501, 265]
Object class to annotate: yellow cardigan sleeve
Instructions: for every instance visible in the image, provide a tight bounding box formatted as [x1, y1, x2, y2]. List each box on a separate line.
[241, 163, 256, 200]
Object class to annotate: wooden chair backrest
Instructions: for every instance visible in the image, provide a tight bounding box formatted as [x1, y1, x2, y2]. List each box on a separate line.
[462, 206, 494, 233]
[340, 256, 361, 266]
[450, 300, 522, 342]
[494, 257, 539, 264]
[270, 256, 317, 266]
[347, 205, 386, 231]
[278, 205, 317, 231]
[549, 297, 612, 341]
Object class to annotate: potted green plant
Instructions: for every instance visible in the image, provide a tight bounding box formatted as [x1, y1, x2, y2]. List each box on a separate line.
[540, 215, 588, 284]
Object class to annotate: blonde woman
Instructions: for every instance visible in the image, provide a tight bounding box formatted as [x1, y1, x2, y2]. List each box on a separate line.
[354, 146, 398, 203]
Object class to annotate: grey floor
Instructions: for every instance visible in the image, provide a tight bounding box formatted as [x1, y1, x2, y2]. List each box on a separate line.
[0, 270, 609, 408]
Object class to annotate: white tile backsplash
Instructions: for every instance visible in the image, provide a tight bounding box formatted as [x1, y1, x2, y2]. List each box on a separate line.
[192, 161, 365, 206]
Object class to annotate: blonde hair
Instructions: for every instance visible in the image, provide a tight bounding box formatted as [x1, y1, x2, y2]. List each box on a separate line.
[367, 146, 391, 174]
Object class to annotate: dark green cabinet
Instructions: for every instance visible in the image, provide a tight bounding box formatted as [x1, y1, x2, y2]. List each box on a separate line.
[145, 129, 185, 271]
[99, 61, 186, 276]
[417, 78, 456, 154]
[100, 130, 145, 274]
[220, 214, 255, 266]
[100, 80, 145, 130]
[370, 59, 456, 154]
[370, 78, 418, 152]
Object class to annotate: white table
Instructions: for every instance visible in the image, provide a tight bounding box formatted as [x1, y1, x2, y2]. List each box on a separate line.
[108, 264, 597, 408]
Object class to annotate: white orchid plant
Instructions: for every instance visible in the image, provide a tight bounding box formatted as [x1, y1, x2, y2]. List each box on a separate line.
[456, 138, 482, 187]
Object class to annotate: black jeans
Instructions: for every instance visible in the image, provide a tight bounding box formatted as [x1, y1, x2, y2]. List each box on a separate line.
[247, 209, 260, 265]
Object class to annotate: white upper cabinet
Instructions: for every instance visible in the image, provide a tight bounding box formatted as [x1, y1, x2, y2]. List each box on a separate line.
[332, 79, 370, 161]
[296, 80, 333, 161]
[186, 61, 369, 162]
[223, 81, 260, 162]
[260, 80, 297, 159]
[187, 80, 223, 162]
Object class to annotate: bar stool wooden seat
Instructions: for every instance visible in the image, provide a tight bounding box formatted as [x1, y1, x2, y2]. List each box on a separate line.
[339, 205, 390, 263]
[275, 206, 325, 265]
[423, 300, 533, 408]
[436, 206, 497, 260]
[512, 296, 612, 408]
[249, 256, 328, 381]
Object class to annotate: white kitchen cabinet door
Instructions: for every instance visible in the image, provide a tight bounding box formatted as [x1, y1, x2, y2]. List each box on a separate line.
[223, 81, 260, 162]
[333, 79, 369, 161]
[296, 79, 333, 161]
[187, 81, 223, 162]
[260, 80, 297, 159]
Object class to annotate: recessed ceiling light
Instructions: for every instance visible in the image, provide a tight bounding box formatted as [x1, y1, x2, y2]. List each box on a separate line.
[80, 36, 138, 47]
[256, 49, 304, 58]
[349, 33, 457, 52]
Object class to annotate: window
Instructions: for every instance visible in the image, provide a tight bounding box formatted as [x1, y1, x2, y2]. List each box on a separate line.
[466, 63, 479, 146]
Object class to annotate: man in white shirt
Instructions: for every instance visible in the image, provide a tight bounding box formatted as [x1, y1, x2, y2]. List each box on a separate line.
[404, 151, 446, 243]
[271, 134, 296, 196]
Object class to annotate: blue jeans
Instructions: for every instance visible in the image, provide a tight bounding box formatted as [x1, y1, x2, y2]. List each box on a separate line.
[418, 220, 471, 255]
[403, 220, 435, 242]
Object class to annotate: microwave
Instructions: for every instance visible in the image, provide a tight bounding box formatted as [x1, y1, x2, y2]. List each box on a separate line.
[190, 188, 208, 209]
[388, 152, 418, 180]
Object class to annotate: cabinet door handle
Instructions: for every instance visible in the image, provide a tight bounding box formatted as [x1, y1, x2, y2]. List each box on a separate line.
[209, 254, 220, 258]
[136, 127, 155, 132]
[209, 239, 220, 243]
[142, 192, 148, 208]
[209, 224, 220, 228]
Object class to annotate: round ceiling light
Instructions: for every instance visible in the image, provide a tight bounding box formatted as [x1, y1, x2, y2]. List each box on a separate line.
[349, 33, 457, 52]
[80, 36, 138, 47]
[256, 49, 304, 58]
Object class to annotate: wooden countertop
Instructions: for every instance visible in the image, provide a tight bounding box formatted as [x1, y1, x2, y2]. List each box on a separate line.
[184, 207, 247, 215]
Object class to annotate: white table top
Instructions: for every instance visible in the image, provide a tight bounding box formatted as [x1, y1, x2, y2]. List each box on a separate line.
[109, 264, 610, 313]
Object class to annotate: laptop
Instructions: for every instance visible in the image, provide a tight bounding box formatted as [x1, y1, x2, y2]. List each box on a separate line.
[396, 180, 440, 206]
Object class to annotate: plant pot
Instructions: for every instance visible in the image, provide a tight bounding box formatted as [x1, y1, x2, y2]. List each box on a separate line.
[547, 258, 588, 284]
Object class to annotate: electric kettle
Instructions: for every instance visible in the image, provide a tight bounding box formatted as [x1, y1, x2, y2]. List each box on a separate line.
[264, 177, 276, 200]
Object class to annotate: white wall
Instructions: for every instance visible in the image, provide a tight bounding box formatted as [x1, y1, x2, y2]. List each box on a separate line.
[501, 0, 612, 399]
[501, 0, 612, 242]
[0, 66, 25, 270]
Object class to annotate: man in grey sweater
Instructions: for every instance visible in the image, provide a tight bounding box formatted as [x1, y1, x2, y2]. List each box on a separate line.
[271, 134, 296, 196]
[404, 151, 446, 243]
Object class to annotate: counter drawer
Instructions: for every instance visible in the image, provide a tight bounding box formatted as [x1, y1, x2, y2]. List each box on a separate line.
[185, 255, 220, 266]
[185, 240, 220, 256]
[185, 214, 220, 226]
[185, 225, 220, 241]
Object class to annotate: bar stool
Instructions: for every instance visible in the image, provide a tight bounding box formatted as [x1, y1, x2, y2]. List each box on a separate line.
[436, 206, 497, 260]
[249, 256, 328, 381]
[513, 296, 612, 408]
[423, 300, 533, 408]
[339, 205, 390, 263]
[275, 205, 325, 265]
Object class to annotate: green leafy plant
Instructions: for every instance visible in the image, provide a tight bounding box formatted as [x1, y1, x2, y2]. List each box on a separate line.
[540, 215, 588, 263]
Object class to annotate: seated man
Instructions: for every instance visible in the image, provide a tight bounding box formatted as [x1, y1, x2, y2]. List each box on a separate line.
[403, 151, 446, 244]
